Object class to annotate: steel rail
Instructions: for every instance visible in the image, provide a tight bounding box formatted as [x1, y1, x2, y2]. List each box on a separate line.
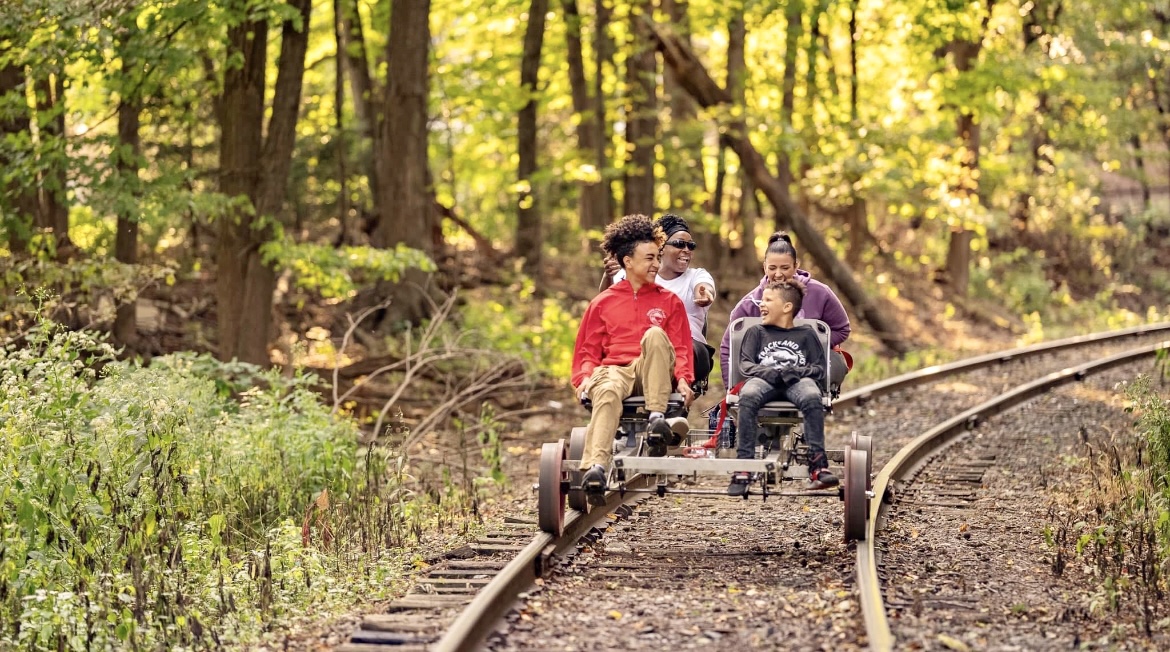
[431, 474, 654, 652]
[855, 340, 1170, 652]
[833, 321, 1170, 410]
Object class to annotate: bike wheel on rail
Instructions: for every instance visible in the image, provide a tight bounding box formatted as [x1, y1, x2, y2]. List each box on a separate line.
[538, 439, 568, 536]
[566, 427, 590, 514]
[849, 431, 874, 491]
[843, 446, 869, 542]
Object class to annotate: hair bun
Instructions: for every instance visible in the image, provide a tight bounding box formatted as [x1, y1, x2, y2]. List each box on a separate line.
[768, 231, 793, 245]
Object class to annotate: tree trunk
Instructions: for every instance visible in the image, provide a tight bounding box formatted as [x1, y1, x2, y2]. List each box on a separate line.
[516, 0, 548, 279]
[115, 43, 142, 347]
[949, 1, 996, 205]
[333, 0, 352, 243]
[1132, 134, 1151, 210]
[1012, 0, 1061, 233]
[0, 63, 37, 253]
[217, 0, 312, 365]
[649, 23, 909, 354]
[562, 0, 608, 233]
[661, 0, 706, 213]
[773, 0, 800, 217]
[337, 0, 382, 213]
[373, 0, 436, 325]
[623, 0, 657, 215]
[217, 13, 268, 362]
[727, 11, 757, 275]
[593, 0, 615, 224]
[34, 73, 71, 252]
[946, 228, 973, 297]
[848, 0, 859, 123]
[845, 198, 869, 268]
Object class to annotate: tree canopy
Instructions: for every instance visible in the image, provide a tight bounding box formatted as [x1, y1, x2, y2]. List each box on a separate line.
[1, 0, 1167, 361]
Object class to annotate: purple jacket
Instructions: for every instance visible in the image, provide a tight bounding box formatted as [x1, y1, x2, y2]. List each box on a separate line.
[719, 269, 851, 387]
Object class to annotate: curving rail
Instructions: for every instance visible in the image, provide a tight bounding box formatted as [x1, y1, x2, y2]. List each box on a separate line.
[854, 340, 1170, 652]
[833, 321, 1170, 410]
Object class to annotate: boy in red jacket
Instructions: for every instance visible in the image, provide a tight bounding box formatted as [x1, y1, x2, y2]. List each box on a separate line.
[572, 215, 695, 496]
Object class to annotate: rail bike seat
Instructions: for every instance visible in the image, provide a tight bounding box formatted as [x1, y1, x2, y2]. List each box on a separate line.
[726, 317, 833, 421]
[581, 392, 688, 419]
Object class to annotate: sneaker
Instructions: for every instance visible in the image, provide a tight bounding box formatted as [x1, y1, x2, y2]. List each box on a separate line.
[727, 471, 753, 497]
[645, 416, 672, 457]
[666, 417, 689, 446]
[808, 467, 839, 490]
[582, 465, 608, 505]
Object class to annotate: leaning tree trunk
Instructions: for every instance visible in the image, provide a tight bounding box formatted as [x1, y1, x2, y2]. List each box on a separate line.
[649, 23, 908, 354]
[622, 0, 657, 215]
[516, 0, 548, 279]
[372, 0, 435, 325]
[217, 0, 312, 365]
[0, 63, 37, 253]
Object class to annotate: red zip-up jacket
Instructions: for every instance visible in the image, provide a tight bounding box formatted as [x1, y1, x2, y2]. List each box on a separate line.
[571, 279, 695, 388]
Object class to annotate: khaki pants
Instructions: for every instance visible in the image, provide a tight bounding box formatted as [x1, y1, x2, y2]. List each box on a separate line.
[579, 327, 675, 470]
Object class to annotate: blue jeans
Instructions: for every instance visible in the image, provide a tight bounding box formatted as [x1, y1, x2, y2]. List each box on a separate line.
[735, 377, 825, 469]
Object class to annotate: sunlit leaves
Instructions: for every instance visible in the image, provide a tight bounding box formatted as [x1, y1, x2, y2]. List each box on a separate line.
[259, 238, 436, 299]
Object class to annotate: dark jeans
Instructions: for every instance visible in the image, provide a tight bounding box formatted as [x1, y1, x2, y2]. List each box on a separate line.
[692, 339, 713, 390]
[735, 377, 826, 470]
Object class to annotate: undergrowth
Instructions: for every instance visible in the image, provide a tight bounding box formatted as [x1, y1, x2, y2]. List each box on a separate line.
[1043, 370, 1170, 640]
[0, 323, 469, 650]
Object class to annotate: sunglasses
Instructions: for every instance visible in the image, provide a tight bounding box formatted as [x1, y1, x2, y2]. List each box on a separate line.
[665, 240, 697, 251]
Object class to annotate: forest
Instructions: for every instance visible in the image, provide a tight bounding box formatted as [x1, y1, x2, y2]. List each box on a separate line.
[2, 0, 1170, 648]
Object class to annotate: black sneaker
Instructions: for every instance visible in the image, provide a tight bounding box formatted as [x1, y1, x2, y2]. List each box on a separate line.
[645, 416, 672, 457]
[808, 467, 839, 490]
[582, 463, 608, 493]
[727, 471, 753, 497]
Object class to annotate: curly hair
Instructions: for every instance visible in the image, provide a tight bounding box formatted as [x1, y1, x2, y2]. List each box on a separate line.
[765, 278, 807, 314]
[602, 214, 665, 268]
[657, 213, 690, 238]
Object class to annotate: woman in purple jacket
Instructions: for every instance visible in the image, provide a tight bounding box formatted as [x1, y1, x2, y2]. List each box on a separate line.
[718, 232, 851, 390]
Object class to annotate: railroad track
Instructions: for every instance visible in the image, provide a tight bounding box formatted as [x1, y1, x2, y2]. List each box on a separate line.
[335, 323, 1170, 652]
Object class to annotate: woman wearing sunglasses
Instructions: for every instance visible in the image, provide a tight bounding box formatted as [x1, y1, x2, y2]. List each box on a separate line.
[602, 214, 717, 391]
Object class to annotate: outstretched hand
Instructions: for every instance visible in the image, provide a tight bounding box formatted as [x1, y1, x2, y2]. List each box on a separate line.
[676, 378, 695, 406]
[693, 283, 714, 307]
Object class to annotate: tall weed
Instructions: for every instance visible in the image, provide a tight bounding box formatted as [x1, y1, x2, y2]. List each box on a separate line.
[1044, 374, 1170, 638]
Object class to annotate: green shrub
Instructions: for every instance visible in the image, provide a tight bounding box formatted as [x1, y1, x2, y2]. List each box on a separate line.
[0, 324, 426, 649]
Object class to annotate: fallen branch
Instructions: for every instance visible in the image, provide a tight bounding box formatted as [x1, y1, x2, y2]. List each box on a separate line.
[434, 199, 503, 261]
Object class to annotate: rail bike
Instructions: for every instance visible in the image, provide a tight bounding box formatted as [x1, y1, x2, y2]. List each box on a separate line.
[537, 318, 873, 542]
